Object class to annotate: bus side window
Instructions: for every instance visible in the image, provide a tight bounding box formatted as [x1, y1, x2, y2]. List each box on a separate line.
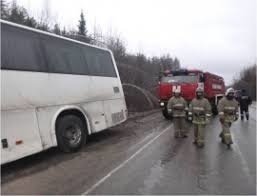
[1, 23, 46, 72]
[42, 36, 89, 75]
[82, 47, 117, 78]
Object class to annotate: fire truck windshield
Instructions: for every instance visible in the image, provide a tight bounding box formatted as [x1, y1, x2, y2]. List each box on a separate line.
[161, 74, 198, 83]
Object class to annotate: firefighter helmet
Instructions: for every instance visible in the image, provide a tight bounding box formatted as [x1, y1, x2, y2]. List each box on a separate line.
[196, 87, 204, 93]
[225, 88, 235, 96]
[174, 88, 181, 94]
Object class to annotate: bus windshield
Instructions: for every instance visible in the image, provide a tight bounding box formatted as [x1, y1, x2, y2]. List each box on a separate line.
[161, 74, 198, 83]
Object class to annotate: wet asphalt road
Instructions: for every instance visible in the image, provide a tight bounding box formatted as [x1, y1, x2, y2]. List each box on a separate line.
[1, 107, 256, 195]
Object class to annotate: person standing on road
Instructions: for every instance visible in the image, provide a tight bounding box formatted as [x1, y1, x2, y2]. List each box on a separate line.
[188, 87, 211, 148]
[238, 89, 252, 121]
[218, 88, 239, 148]
[167, 88, 188, 138]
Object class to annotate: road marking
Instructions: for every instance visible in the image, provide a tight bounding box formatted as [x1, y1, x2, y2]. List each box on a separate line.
[82, 124, 172, 195]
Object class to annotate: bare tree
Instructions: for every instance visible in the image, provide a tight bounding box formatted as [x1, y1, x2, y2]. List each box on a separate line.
[233, 64, 256, 100]
[105, 35, 126, 62]
[38, 0, 51, 31]
[53, 23, 61, 35]
[1, 0, 9, 19]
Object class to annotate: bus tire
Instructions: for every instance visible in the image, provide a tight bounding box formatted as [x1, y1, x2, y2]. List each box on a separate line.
[56, 115, 87, 153]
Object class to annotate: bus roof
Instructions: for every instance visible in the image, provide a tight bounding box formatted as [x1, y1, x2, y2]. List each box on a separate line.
[0, 19, 113, 54]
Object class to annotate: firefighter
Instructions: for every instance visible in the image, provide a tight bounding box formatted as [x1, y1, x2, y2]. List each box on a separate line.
[238, 89, 252, 121]
[218, 88, 239, 148]
[167, 88, 188, 138]
[189, 87, 211, 148]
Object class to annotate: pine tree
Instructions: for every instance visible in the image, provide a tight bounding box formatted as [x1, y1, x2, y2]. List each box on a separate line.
[25, 16, 37, 28]
[173, 57, 180, 69]
[1, 0, 8, 19]
[8, 1, 27, 24]
[53, 23, 61, 35]
[136, 53, 146, 67]
[61, 27, 67, 36]
[78, 10, 87, 36]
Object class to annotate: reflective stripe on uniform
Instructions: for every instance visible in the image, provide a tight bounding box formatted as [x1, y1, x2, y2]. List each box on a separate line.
[174, 104, 183, 107]
[224, 106, 235, 110]
[193, 107, 204, 111]
[173, 114, 186, 117]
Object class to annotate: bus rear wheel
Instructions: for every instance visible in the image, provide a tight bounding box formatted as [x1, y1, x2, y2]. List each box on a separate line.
[56, 115, 87, 152]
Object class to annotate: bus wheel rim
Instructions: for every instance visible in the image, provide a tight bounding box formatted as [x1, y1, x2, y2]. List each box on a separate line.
[64, 125, 82, 146]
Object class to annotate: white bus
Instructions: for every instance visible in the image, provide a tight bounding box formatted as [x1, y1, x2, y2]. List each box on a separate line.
[1, 20, 127, 164]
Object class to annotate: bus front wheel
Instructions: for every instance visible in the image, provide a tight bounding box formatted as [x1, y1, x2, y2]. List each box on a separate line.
[56, 115, 87, 152]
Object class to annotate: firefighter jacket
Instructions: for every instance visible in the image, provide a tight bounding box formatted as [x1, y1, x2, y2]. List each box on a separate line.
[167, 96, 187, 117]
[218, 97, 239, 123]
[189, 98, 212, 125]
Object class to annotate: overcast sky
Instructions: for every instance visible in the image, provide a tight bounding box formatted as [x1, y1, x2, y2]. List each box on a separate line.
[15, 0, 256, 85]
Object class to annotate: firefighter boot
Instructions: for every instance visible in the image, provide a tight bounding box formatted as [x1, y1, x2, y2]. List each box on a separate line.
[223, 133, 233, 148]
[174, 130, 179, 138]
[181, 128, 188, 138]
[219, 132, 225, 144]
[182, 134, 188, 138]
[197, 141, 204, 148]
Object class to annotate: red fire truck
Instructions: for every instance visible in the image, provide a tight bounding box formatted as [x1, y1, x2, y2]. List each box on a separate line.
[158, 68, 225, 119]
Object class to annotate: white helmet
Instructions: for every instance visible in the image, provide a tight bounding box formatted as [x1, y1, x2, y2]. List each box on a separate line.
[174, 88, 181, 94]
[196, 87, 204, 93]
[225, 88, 235, 96]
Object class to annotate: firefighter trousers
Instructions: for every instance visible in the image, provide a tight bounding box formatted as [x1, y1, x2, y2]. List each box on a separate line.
[193, 124, 205, 146]
[173, 117, 187, 137]
[220, 122, 233, 144]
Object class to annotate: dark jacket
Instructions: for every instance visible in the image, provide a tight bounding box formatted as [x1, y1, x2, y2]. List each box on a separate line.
[239, 91, 252, 109]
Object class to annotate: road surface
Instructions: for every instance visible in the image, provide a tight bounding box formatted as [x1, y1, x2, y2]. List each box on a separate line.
[1, 107, 256, 195]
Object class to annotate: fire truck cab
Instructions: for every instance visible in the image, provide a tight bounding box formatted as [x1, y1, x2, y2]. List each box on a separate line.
[158, 68, 225, 119]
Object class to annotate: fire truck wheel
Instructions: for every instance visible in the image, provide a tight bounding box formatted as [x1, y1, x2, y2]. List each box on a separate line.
[162, 108, 172, 120]
[212, 105, 218, 115]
